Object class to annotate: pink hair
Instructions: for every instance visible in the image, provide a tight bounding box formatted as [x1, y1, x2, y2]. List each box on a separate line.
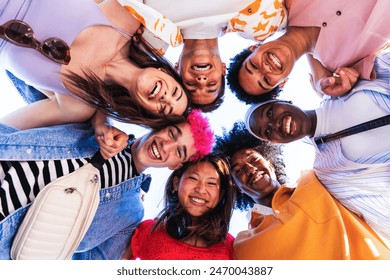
[186, 109, 214, 161]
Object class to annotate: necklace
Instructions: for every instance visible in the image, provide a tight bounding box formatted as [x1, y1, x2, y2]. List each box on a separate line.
[103, 41, 130, 77]
[103, 56, 128, 76]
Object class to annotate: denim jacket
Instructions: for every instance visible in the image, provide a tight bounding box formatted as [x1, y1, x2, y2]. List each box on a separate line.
[0, 122, 151, 259]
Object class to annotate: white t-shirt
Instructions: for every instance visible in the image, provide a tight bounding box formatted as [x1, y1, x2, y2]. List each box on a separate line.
[314, 91, 389, 161]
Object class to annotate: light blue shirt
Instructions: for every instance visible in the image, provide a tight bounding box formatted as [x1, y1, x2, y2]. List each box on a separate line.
[312, 51, 390, 244]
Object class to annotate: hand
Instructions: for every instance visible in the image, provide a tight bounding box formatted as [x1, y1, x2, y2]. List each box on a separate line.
[317, 67, 360, 97]
[132, 26, 144, 44]
[95, 124, 129, 160]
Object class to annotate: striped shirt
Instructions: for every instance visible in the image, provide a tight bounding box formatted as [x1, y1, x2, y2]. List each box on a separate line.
[0, 147, 137, 221]
[312, 50, 390, 244]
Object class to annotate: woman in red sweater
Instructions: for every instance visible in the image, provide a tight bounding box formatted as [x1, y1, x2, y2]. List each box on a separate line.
[122, 152, 236, 260]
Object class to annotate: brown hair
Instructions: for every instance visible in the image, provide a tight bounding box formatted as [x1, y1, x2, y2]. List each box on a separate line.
[63, 37, 190, 130]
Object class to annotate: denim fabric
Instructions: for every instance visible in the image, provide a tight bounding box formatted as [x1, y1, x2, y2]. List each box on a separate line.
[5, 71, 47, 104]
[0, 174, 149, 260]
[0, 122, 99, 160]
[0, 123, 151, 259]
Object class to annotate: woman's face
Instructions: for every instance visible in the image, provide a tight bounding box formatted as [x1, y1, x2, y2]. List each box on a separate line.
[131, 68, 189, 116]
[175, 161, 221, 218]
[247, 101, 312, 143]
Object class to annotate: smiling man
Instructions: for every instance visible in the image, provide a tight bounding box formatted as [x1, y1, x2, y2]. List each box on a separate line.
[244, 50, 390, 246]
[0, 109, 214, 260]
[214, 121, 390, 259]
[227, 0, 390, 104]
[119, 0, 287, 112]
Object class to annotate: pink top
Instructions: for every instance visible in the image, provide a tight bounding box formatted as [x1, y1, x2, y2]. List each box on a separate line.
[285, 0, 390, 80]
[129, 219, 235, 260]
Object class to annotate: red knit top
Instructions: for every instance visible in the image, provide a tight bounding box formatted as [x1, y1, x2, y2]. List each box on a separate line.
[129, 219, 235, 260]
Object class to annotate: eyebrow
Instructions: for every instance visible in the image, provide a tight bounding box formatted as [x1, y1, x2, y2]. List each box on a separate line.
[207, 88, 218, 93]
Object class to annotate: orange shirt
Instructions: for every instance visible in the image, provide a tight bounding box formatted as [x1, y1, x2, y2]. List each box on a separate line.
[234, 170, 390, 260]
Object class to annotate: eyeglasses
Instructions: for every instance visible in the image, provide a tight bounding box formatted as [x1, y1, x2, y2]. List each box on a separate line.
[0, 19, 70, 65]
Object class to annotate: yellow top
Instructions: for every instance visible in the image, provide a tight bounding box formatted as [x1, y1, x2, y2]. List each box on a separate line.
[234, 170, 390, 260]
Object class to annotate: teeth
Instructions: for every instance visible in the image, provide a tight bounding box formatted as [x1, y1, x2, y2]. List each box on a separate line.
[284, 116, 292, 135]
[151, 142, 161, 159]
[190, 197, 206, 204]
[192, 65, 211, 71]
[149, 81, 162, 99]
[251, 171, 265, 185]
[269, 53, 282, 70]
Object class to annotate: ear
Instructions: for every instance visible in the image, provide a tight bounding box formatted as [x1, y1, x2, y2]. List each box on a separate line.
[169, 162, 183, 170]
[174, 62, 179, 72]
[173, 176, 179, 191]
[247, 44, 260, 52]
[221, 62, 227, 76]
[279, 78, 289, 88]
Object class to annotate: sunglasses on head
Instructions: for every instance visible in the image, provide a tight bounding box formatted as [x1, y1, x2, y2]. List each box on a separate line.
[0, 19, 70, 65]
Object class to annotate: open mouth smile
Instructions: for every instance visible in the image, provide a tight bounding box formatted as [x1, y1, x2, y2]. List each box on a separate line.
[148, 81, 162, 99]
[248, 170, 267, 186]
[267, 52, 282, 70]
[190, 196, 207, 205]
[150, 140, 162, 160]
[280, 115, 297, 136]
[191, 64, 211, 71]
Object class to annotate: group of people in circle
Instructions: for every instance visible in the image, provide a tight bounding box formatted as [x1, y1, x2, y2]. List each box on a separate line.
[0, 0, 389, 260]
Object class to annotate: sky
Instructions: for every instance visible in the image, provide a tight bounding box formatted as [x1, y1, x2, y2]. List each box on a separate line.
[0, 32, 322, 236]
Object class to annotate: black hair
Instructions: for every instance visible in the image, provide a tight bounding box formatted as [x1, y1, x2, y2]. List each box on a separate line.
[226, 48, 282, 105]
[214, 121, 287, 210]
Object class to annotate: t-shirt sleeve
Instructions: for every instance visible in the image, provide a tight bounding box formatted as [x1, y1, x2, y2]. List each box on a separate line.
[130, 219, 154, 259]
[225, 233, 235, 259]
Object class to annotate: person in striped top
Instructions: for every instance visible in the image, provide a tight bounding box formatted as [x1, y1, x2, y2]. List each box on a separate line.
[244, 51, 390, 246]
[0, 109, 214, 260]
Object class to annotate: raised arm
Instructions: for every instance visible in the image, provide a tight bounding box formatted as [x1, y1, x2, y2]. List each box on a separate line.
[91, 111, 129, 159]
[0, 91, 96, 129]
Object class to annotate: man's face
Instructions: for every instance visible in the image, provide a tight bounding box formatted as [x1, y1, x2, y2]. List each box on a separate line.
[133, 122, 197, 170]
[176, 49, 226, 106]
[230, 149, 279, 201]
[238, 41, 294, 95]
[247, 101, 311, 143]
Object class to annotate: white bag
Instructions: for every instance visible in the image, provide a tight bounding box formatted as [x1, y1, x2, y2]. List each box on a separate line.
[10, 157, 103, 260]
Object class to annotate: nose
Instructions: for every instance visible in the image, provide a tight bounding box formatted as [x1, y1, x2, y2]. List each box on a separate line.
[263, 61, 272, 73]
[195, 181, 207, 193]
[160, 91, 172, 105]
[195, 76, 207, 88]
[163, 139, 176, 153]
[244, 162, 257, 175]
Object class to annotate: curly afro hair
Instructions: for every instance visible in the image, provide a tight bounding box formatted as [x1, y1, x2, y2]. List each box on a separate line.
[227, 47, 282, 105]
[214, 121, 287, 210]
